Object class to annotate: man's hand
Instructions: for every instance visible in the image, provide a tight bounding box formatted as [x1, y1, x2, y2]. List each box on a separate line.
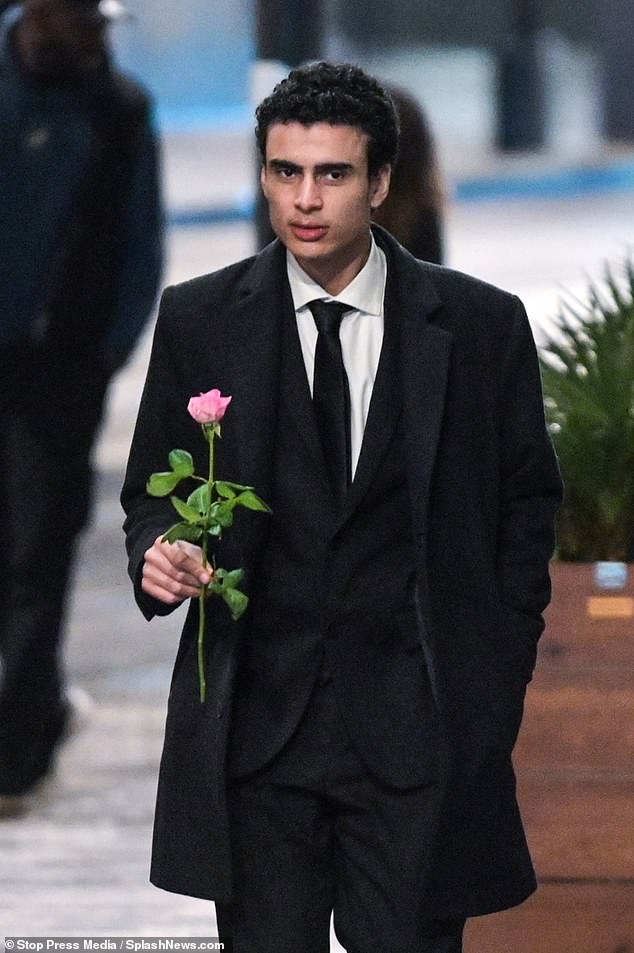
[142, 536, 212, 605]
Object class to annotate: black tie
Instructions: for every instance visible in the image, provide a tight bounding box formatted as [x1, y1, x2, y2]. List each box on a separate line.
[308, 299, 352, 499]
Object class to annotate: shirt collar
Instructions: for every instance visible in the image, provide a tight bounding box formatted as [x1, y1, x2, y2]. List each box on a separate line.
[286, 234, 386, 316]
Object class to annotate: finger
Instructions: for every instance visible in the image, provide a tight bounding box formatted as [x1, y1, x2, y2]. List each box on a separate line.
[145, 538, 210, 585]
[141, 577, 188, 604]
[155, 538, 211, 585]
[142, 561, 203, 603]
[142, 539, 209, 603]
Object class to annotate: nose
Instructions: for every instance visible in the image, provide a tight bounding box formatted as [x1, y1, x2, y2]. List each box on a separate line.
[295, 175, 322, 212]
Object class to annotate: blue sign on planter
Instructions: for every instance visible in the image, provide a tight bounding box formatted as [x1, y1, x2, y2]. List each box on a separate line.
[594, 561, 629, 590]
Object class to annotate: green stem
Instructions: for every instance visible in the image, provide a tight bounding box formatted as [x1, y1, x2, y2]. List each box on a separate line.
[208, 422, 215, 489]
[197, 589, 206, 703]
[197, 424, 216, 704]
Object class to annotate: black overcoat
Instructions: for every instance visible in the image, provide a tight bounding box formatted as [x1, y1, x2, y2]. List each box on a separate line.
[121, 226, 562, 918]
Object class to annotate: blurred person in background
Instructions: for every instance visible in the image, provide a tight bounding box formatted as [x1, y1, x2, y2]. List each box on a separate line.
[0, 0, 163, 816]
[373, 85, 445, 264]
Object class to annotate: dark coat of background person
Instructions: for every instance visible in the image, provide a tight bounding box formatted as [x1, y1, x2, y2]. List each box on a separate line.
[0, 0, 163, 808]
[372, 86, 445, 264]
[121, 225, 562, 919]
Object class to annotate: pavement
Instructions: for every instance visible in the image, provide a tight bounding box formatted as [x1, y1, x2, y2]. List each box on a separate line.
[3, 141, 634, 949]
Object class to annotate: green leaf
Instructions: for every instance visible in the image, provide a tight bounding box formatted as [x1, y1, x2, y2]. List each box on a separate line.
[215, 481, 238, 499]
[216, 480, 252, 495]
[147, 471, 183, 497]
[170, 496, 206, 523]
[147, 449, 195, 497]
[161, 522, 203, 544]
[235, 490, 272, 512]
[209, 500, 235, 528]
[207, 565, 248, 620]
[539, 253, 634, 560]
[187, 483, 212, 514]
[214, 567, 244, 588]
[168, 449, 195, 477]
[220, 586, 249, 621]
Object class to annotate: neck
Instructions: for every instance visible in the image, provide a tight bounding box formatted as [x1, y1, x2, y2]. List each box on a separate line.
[296, 234, 372, 297]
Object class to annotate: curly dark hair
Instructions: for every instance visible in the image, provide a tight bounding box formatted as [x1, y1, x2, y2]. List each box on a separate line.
[255, 61, 399, 177]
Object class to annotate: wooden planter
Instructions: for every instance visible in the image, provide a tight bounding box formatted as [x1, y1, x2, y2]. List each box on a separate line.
[540, 561, 634, 672]
[466, 561, 634, 953]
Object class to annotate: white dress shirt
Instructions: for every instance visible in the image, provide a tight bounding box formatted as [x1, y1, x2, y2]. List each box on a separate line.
[287, 237, 387, 478]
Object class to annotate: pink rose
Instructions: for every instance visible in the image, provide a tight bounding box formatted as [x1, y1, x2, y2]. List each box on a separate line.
[187, 389, 232, 425]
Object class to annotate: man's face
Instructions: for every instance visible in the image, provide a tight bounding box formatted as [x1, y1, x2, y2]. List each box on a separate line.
[17, 0, 106, 78]
[261, 122, 390, 295]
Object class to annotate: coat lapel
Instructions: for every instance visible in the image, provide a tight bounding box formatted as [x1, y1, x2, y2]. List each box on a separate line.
[215, 230, 453, 543]
[212, 240, 331, 512]
[391, 246, 453, 540]
[342, 229, 453, 534]
[212, 242, 286, 503]
[401, 319, 453, 538]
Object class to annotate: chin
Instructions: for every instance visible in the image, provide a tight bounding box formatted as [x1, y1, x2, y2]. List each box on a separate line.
[288, 235, 332, 257]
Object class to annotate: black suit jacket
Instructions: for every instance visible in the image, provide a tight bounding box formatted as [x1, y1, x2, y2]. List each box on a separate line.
[121, 226, 562, 916]
[226, 287, 442, 785]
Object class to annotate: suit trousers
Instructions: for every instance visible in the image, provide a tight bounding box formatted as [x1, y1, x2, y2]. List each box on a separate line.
[216, 674, 465, 953]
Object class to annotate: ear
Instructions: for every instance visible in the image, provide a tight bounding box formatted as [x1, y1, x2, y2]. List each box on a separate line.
[369, 165, 391, 211]
[260, 164, 269, 198]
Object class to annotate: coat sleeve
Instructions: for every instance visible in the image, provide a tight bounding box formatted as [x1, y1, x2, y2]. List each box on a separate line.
[495, 296, 563, 676]
[120, 284, 199, 620]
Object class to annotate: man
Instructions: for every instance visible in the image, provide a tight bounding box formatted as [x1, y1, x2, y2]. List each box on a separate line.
[0, 0, 163, 814]
[122, 62, 561, 953]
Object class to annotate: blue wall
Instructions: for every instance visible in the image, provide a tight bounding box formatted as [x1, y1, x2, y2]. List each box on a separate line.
[111, 0, 254, 130]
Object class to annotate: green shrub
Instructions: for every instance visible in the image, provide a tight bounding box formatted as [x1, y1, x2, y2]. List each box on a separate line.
[540, 256, 634, 561]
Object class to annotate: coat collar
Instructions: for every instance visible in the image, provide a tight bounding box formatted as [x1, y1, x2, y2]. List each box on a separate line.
[215, 240, 287, 501]
[372, 227, 453, 535]
[216, 230, 453, 534]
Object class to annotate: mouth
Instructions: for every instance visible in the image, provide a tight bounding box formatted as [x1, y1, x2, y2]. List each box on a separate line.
[290, 223, 328, 242]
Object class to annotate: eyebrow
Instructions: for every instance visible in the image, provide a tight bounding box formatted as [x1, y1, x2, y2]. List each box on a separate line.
[267, 159, 354, 175]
